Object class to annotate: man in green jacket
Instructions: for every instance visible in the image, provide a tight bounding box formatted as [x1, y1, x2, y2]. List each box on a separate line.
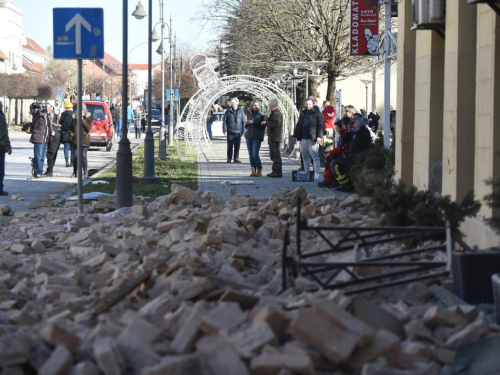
[262, 99, 283, 177]
[0, 100, 12, 195]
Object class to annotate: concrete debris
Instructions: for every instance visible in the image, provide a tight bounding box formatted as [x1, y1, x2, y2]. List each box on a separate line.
[0, 184, 492, 374]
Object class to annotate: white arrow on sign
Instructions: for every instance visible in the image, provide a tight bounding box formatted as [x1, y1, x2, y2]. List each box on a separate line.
[65, 13, 91, 55]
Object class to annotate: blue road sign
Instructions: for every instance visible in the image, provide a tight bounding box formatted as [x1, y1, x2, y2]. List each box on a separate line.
[167, 89, 179, 102]
[53, 8, 104, 59]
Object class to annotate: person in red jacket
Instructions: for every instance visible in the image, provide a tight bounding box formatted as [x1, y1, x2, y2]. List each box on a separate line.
[318, 116, 351, 188]
[322, 101, 336, 138]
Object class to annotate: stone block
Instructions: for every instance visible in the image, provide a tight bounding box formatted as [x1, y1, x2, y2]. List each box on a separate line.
[226, 321, 278, 358]
[251, 305, 291, 341]
[171, 301, 210, 354]
[38, 345, 73, 375]
[93, 338, 125, 375]
[140, 354, 202, 375]
[40, 321, 81, 352]
[0, 333, 32, 366]
[311, 300, 375, 347]
[118, 318, 162, 345]
[445, 319, 490, 350]
[200, 301, 247, 334]
[196, 335, 250, 375]
[250, 352, 314, 375]
[423, 305, 468, 328]
[344, 329, 400, 373]
[71, 361, 100, 375]
[289, 309, 358, 364]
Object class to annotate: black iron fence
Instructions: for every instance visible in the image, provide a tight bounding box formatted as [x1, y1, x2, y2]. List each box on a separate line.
[282, 199, 453, 295]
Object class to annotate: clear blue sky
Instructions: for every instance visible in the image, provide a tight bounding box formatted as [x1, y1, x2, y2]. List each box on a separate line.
[17, 0, 215, 64]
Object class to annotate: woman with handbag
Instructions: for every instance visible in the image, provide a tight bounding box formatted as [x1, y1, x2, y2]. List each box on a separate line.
[245, 100, 266, 177]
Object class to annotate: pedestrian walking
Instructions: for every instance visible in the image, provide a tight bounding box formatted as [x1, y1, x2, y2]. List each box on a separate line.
[262, 99, 283, 178]
[0, 100, 12, 195]
[59, 102, 75, 167]
[44, 103, 61, 177]
[134, 109, 141, 139]
[116, 104, 122, 138]
[127, 102, 134, 132]
[26, 102, 54, 179]
[244, 100, 265, 177]
[368, 108, 380, 132]
[68, 103, 91, 179]
[222, 98, 246, 163]
[293, 98, 324, 181]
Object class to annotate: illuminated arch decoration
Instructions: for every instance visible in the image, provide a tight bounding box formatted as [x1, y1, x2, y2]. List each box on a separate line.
[177, 54, 299, 161]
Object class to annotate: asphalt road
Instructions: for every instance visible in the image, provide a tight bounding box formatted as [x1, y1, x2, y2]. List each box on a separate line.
[1, 131, 144, 212]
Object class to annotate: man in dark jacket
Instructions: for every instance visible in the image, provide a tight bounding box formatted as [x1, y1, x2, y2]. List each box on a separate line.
[0, 100, 12, 195]
[293, 98, 324, 180]
[59, 102, 75, 167]
[368, 108, 380, 132]
[223, 97, 246, 163]
[27, 103, 54, 179]
[262, 99, 283, 178]
[44, 103, 61, 177]
[330, 117, 372, 191]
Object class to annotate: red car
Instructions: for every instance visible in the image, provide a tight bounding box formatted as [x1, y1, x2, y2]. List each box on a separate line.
[72, 101, 115, 151]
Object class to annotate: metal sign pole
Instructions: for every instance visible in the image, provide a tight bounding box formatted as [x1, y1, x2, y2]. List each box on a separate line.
[383, 0, 391, 148]
[77, 59, 83, 215]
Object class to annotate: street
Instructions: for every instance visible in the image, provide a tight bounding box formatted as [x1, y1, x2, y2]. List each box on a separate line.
[1, 131, 144, 212]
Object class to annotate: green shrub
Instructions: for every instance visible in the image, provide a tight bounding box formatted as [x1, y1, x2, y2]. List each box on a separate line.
[484, 175, 500, 234]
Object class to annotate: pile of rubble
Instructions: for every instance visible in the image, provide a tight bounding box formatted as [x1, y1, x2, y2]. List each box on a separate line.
[0, 184, 498, 375]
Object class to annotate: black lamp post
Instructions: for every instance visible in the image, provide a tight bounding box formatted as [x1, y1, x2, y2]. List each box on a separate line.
[136, 0, 160, 184]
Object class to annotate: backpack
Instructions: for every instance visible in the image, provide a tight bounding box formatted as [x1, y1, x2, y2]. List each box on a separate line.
[60, 114, 73, 143]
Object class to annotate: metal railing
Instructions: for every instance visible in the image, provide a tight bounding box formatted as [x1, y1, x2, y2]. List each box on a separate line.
[282, 199, 453, 295]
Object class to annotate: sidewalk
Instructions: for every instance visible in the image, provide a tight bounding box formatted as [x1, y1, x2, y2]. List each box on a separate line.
[198, 138, 350, 199]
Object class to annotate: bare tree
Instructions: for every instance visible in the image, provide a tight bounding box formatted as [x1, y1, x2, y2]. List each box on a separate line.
[198, 0, 380, 102]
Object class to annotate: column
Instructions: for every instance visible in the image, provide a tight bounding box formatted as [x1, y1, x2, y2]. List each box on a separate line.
[395, 0, 416, 184]
[413, 31, 445, 192]
[475, 5, 500, 218]
[442, 0, 477, 201]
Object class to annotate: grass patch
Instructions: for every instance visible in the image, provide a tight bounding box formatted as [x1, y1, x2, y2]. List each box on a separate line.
[82, 140, 198, 199]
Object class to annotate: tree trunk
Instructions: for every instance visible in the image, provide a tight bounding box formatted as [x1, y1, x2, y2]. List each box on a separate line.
[15, 99, 18, 125]
[326, 68, 337, 103]
[309, 76, 318, 101]
[20, 99, 23, 123]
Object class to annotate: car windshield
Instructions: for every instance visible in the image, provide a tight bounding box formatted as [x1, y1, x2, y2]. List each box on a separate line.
[151, 109, 161, 116]
[73, 104, 106, 121]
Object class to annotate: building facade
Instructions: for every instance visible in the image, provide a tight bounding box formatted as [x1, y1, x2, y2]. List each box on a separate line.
[396, 0, 500, 247]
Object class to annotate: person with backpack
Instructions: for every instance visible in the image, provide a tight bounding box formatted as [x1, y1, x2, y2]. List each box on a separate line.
[59, 102, 74, 167]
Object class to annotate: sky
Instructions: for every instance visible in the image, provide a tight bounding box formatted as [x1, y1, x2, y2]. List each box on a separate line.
[16, 0, 216, 64]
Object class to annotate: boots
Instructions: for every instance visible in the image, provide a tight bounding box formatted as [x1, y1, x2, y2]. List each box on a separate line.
[250, 168, 256, 177]
[65, 158, 70, 167]
[255, 168, 262, 177]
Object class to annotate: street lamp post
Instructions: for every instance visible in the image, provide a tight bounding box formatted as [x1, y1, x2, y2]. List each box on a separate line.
[116, 0, 135, 209]
[360, 78, 374, 117]
[133, 0, 159, 185]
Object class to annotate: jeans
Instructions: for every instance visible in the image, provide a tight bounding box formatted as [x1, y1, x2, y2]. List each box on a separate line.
[63, 142, 74, 161]
[117, 119, 123, 136]
[299, 139, 320, 173]
[245, 138, 262, 169]
[73, 147, 88, 176]
[226, 132, 241, 160]
[33, 143, 48, 176]
[135, 127, 141, 138]
[0, 152, 5, 192]
[207, 122, 212, 140]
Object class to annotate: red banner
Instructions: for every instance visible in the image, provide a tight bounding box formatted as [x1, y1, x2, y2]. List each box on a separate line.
[350, 0, 379, 56]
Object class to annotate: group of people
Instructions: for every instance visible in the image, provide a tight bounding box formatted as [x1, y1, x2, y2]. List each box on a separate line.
[23, 101, 90, 180]
[220, 95, 394, 191]
[223, 97, 284, 178]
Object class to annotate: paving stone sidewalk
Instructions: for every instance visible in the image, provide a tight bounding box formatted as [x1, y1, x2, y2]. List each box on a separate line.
[198, 138, 350, 200]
